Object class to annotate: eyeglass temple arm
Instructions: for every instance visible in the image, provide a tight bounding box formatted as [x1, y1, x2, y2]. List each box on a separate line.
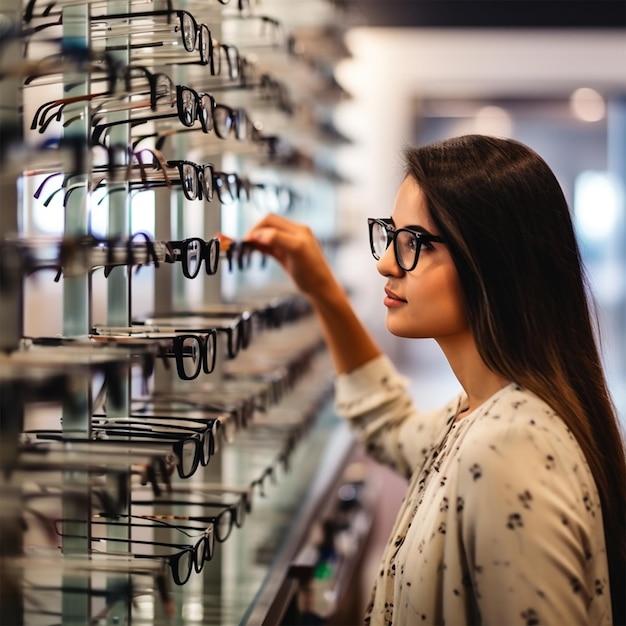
[32, 95, 84, 130]
[56, 527, 192, 550]
[134, 148, 173, 185]
[40, 180, 82, 208]
[90, 95, 155, 124]
[94, 170, 173, 207]
[131, 502, 220, 518]
[23, 51, 117, 95]
[33, 171, 66, 199]
[32, 87, 121, 131]
[133, 127, 186, 151]
[92, 112, 179, 146]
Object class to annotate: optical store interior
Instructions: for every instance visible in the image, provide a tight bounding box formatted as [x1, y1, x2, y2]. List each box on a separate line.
[0, 0, 624, 624]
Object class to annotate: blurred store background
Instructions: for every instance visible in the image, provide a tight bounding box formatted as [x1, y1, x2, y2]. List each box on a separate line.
[328, 0, 625, 419]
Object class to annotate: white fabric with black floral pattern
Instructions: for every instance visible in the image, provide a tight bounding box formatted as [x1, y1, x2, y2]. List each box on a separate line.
[335, 355, 611, 626]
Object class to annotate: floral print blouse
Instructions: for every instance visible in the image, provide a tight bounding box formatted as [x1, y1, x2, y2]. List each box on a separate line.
[335, 355, 611, 626]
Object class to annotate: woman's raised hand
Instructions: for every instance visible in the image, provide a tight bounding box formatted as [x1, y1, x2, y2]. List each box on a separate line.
[245, 214, 338, 300]
[246, 214, 381, 374]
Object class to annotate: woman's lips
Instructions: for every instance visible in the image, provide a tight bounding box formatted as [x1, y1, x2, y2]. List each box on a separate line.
[384, 288, 406, 308]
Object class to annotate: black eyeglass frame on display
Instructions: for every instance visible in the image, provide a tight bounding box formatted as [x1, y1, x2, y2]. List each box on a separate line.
[166, 237, 220, 279]
[166, 160, 215, 202]
[131, 499, 245, 543]
[91, 84, 223, 145]
[55, 516, 215, 586]
[90, 10, 212, 65]
[90, 329, 218, 381]
[94, 423, 219, 480]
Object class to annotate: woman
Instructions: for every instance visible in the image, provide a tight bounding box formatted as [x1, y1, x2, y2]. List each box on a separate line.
[246, 135, 625, 625]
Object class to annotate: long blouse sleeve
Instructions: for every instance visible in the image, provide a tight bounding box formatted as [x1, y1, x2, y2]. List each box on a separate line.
[334, 354, 462, 480]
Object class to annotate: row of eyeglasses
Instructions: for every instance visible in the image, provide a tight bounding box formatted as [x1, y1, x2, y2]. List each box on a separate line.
[0, 0, 344, 618]
[29, 146, 302, 211]
[9, 309, 332, 602]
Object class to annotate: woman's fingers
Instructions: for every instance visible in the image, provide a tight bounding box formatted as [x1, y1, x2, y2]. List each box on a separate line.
[245, 217, 317, 262]
[245, 217, 334, 296]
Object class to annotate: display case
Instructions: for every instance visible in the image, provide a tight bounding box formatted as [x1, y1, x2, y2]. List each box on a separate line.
[0, 1, 370, 623]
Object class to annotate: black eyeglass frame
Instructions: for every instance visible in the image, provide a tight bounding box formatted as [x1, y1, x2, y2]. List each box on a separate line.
[131, 500, 244, 543]
[55, 516, 215, 586]
[367, 217, 444, 271]
[90, 424, 218, 480]
[166, 160, 215, 202]
[167, 331, 218, 381]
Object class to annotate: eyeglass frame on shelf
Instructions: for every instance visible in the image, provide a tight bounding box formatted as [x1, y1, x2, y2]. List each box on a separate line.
[55, 515, 215, 586]
[131, 499, 245, 543]
[90, 9, 213, 65]
[92, 418, 220, 478]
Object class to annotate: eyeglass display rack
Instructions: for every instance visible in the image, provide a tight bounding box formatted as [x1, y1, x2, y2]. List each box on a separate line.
[0, 0, 375, 625]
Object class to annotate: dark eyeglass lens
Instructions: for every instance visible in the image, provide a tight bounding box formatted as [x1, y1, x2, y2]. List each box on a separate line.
[216, 174, 235, 204]
[179, 89, 196, 126]
[210, 45, 221, 76]
[396, 230, 419, 269]
[181, 13, 196, 51]
[199, 24, 210, 65]
[180, 335, 201, 377]
[199, 95, 213, 132]
[225, 46, 240, 80]
[174, 549, 193, 585]
[238, 245, 253, 269]
[240, 318, 252, 347]
[186, 238, 201, 277]
[205, 330, 217, 369]
[156, 74, 174, 106]
[215, 510, 232, 541]
[179, 437, 199, 476]
[181, 163, 197, 200]
[192, 536, 207, 573]
[371, 221, 389, 259]
[201, 430, 211, 462]
[204, 524, 215, 561]
[226, 327, 239, 357]
[234, 111, 247, 140]
[202, 165, 214, 201]
[213, 106, 233, 138]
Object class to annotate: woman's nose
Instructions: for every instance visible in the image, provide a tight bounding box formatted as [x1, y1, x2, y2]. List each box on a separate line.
[376, 244, 403, 277]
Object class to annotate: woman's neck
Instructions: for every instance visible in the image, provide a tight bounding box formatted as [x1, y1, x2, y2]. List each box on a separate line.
[437, 333, 512, 417]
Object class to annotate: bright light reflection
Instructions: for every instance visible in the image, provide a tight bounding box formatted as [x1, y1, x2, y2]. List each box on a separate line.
[133, 595, 155, 618]
[570, 87, 606, 122]
[182, 601, 204, 621]
[574, 171, 623, 243]
[472, 106, 513, 137]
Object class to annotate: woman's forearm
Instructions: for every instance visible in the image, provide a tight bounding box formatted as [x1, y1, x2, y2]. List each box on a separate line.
[308, 277, 382, 375]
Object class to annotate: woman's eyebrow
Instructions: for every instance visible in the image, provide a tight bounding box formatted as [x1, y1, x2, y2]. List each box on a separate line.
[403, 223, 433, 235]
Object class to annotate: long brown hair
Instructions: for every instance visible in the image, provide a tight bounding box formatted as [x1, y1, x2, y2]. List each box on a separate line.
[405, 135, 625, 625]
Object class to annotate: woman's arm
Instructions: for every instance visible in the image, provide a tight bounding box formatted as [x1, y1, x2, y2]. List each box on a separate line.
[247, 215, 452, 478]
[246, 214, 381, 375]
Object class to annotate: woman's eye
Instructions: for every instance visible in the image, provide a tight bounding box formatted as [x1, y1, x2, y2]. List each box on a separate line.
[400, 235, 418, 253]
